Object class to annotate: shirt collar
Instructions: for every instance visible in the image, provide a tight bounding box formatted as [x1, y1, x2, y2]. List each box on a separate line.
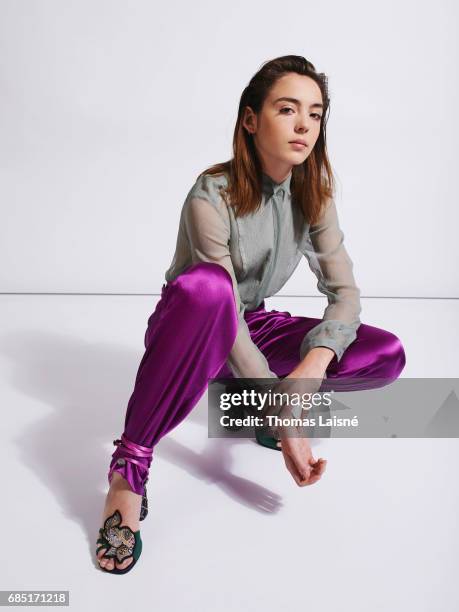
[261, 170, 292, 199]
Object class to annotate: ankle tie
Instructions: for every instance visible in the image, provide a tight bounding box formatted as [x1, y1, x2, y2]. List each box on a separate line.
[112, 434, 154, 484]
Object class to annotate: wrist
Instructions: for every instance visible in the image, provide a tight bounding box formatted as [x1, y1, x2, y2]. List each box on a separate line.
[299, 347, 334, 372]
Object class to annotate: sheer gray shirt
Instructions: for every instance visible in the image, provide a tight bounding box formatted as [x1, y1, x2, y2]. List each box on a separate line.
[164, 170, 362, 379]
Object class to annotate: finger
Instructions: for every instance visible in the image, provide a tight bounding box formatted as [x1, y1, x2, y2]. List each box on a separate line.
[281, 443, 312, 485]
[303, 464, 325, 485]
[311, 460, 327, 480]
[315, 459, 327, 475]
[312, 458, 327, 470]
[296, 463, 312, 483]
[305, 473, 322, 485]
[287, 452, 311, 481]
[284, 444, 313, 480]
[310, 460, 326, 477]
[295, 456, 312, 481]
[298, 476, 311, 487]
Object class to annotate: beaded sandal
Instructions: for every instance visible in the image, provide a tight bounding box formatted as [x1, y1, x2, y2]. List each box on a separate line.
[96, 434, 153, 573]
[96, 510, 142, 575]
[255, 427, 282, 451]
[140, 484, 148, 521]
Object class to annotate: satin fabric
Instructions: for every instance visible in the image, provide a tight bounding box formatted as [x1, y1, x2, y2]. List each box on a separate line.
[108, 262, 406, 495]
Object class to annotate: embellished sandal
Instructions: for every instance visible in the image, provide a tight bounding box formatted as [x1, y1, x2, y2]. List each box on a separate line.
[255, 427, 282, 451]
[140, 483, 148, 521]
[96, 510, 142, 575]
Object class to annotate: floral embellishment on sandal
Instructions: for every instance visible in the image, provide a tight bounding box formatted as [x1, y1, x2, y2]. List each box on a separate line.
[98, 510, 136, 563]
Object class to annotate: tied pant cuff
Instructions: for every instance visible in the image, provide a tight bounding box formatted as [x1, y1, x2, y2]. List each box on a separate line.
[108, 262, 239, 495]
[108, 434, 153, 496]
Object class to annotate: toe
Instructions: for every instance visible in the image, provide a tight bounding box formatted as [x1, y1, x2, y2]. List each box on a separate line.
[97, 549, 115, 571]
[115, 557, 133, 571]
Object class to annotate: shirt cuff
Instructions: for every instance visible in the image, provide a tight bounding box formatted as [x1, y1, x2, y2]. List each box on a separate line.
[299, 320, 359, 363]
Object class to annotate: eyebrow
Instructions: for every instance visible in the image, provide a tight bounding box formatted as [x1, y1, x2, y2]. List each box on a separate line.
[273, 96, 323, 110]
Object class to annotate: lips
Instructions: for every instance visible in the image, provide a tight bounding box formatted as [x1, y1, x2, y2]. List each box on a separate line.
[290, 140, 307, 147]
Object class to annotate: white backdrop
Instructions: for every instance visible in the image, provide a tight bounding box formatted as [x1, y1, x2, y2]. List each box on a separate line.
[1, 0, 458, 297]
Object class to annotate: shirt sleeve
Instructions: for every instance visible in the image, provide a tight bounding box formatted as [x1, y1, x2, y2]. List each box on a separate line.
[184, 195, 278, 380]
[299, 197, 362, 363]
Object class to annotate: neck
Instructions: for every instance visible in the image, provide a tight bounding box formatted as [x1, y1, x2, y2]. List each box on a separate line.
[262, 168, 292, 184]
[259, 160, 293, 185]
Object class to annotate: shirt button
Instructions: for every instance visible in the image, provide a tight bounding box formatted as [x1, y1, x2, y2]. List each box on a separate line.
[117, 458, 126, 466]
[277, 188, 285, 198]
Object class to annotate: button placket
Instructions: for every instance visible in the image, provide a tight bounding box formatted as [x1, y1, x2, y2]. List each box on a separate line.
[254, 191, 282, 305]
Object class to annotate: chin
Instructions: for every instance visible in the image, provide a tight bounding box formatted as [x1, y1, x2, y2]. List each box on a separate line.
[287, 153, 309, 165]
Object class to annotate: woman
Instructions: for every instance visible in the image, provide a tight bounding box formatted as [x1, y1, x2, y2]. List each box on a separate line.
[95, 55, 406, 574]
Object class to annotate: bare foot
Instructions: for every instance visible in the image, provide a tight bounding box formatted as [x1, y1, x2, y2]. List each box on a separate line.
[96, 472, 142, 572]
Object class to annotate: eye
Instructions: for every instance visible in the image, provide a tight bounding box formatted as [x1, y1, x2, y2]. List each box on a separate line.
[280, 107, 295, 114]
[311, 113, 323, 121]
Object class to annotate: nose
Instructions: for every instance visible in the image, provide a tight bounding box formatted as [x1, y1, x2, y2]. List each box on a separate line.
[296, 112, 312, 132]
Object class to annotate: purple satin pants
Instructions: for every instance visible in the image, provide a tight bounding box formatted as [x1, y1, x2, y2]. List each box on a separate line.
[108, 262, 406, 495]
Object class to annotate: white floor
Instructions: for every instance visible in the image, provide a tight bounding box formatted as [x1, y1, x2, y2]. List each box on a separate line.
[1, 294, 458, 612]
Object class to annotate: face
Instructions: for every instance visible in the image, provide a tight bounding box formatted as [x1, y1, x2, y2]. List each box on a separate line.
[242, 72, 324, 182]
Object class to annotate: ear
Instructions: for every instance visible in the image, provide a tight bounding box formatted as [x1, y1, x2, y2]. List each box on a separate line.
[242, 105, 257, 135]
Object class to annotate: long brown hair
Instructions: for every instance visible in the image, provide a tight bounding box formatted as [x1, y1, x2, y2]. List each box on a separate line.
[199, 55, 335, 225]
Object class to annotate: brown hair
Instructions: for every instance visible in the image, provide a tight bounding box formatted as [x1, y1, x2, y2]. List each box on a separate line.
[198, 54, 335, 225]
